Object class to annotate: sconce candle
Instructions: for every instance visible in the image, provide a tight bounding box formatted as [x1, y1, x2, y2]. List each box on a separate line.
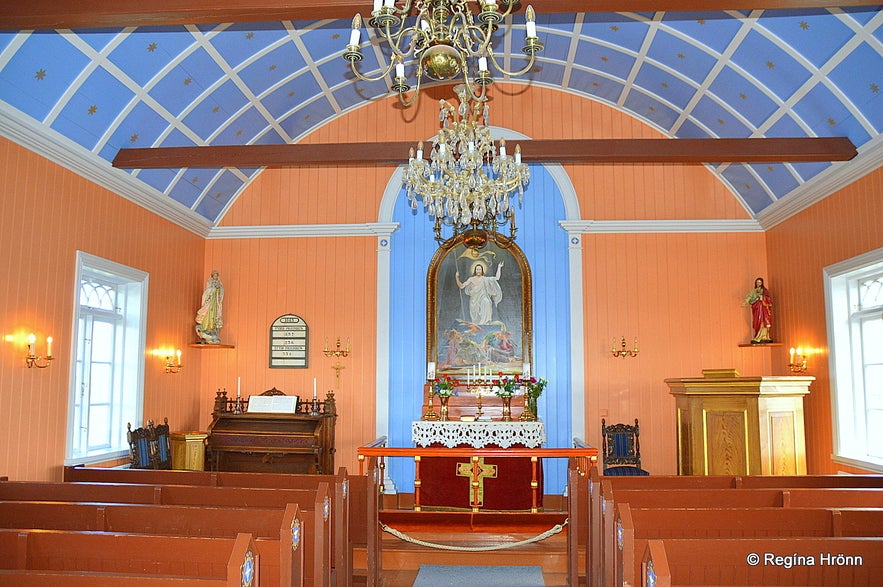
[313, 377, 317, 400]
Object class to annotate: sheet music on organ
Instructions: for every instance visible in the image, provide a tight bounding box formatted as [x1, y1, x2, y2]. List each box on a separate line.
[247, 395, 299, 413]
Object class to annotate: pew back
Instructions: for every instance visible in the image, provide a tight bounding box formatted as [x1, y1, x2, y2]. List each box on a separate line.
[0, 528, 259, 585]
[641, 537, 883, 586]
[617, 505, 883, 587]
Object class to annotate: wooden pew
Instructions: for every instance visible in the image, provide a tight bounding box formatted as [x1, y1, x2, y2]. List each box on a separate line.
[588, 470, 883, 587]
[0, 501, 306, 587]
[0, 480, 329, 587]
[641, 536, 883, 586]
[63, 465, 352, 587]
[782, 488, 883, 508]
[617, 504, 883, 587]
[592, 476, 883, 585]
[0, 528, 260, 586]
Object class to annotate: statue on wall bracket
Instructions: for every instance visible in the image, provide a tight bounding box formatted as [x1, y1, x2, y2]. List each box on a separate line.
[427, 231, 533, 378]
[195, 270, 224, 344]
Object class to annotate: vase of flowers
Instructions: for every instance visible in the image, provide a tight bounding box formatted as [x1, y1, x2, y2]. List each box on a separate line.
[525, 377, 547, 419]
[493, 373, 520, 421]
[433, 375, 457, 421]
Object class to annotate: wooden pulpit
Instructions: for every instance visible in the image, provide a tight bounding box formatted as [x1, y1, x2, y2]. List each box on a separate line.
[666, 369, 814, 476]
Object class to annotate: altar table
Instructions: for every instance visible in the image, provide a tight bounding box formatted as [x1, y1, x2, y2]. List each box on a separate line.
[412, 421, 545, 511]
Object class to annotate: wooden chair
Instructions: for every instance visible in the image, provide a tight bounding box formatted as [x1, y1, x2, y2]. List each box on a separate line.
[601, 418, 649, 476]
[127, 418, 171, 469]
[127, 422, 152, 469]
[150, 418, 172, 469]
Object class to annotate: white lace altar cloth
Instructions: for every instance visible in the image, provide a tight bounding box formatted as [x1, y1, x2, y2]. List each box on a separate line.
[411, 421, 546, 449]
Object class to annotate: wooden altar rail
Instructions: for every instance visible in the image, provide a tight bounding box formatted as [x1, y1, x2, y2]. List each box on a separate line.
[357, 437, 598, 513]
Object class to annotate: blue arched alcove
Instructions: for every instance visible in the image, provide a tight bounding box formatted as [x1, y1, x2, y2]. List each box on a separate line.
[384, 161, 576, 495]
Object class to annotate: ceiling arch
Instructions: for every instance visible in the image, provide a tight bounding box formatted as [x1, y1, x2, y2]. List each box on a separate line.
[0, 4, 880, 232]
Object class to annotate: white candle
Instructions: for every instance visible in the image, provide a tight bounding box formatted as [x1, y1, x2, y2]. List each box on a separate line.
[349, 27, 360, 46]
[789, 347, 795, 364]
[46, 336, 53, 357]
[499, 140, 506, 158]
[313, 377, 317, 400]
[395, 60, 405, 78]
[176, 348, 181, 366]
[526, 19, 537, 38]
[373, 0, 382, 10]
[237, 377, 241, 399]
[522, 362, 530, 377]
[27, 333, 35, 356]
[478, 56, 488, 72]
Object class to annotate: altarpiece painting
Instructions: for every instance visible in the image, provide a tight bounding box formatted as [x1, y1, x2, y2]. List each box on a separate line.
[427, 234, 533, 377]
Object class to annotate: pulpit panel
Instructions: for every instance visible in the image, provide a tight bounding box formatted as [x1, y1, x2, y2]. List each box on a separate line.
[705, 409, 750, 476]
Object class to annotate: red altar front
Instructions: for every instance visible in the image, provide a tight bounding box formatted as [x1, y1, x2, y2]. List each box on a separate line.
[412, 421, 545, 511]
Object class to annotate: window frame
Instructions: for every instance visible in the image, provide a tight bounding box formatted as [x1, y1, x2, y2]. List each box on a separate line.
[825, 245, 883, 473]
[64, 251, 148, 465]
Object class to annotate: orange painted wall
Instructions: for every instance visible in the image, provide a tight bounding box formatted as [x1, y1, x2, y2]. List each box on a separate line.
[197, 236, 378, 475]
[767, 167, 883, 474]
[0, 135, 205, 481]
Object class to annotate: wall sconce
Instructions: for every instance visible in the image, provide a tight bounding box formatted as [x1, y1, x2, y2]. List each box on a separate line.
[26, 333, 54, 368]
[611, 337, 639, 358]
[323, 337, 350, 358]
[788, 347, 808, 373]
[153, 348, 182, 374]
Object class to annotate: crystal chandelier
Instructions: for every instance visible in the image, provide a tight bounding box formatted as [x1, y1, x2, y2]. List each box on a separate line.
[343, 0, 542, 107]
[403, 84, 530, 247]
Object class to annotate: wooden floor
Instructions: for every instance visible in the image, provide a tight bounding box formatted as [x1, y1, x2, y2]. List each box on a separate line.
[361, 510, 575, 587]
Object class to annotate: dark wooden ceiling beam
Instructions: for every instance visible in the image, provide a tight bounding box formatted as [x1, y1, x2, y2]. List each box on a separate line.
[112, 137, 857, 168]
[6, 0, 880, 30]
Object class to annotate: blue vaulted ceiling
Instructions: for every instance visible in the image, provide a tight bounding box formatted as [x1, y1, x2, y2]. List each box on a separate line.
[0, 7, 881, 232]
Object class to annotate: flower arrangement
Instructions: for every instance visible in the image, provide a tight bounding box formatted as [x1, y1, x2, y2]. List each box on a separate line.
[493, 372, 520, 397]
[433, 374, 458, 397]
[525, 376, 547, 416]
[525, 377, 548, 401]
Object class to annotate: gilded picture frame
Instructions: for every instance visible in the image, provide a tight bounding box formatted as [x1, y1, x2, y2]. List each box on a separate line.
[427, 234, 533, 377]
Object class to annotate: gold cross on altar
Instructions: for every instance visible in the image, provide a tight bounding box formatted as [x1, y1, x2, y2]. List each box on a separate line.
[456, 456, 497, 511]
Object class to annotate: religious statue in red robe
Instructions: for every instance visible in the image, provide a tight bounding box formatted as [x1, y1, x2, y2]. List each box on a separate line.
[743, 277, 773, 344]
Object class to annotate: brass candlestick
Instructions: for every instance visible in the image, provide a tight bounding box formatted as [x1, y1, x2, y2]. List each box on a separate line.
[423, 390, 439, 421]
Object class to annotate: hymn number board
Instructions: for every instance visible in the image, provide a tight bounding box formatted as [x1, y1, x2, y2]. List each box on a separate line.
[269, 314, 308, 368]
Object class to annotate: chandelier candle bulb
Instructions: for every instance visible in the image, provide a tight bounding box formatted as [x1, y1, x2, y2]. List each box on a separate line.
[46, 336, 53, 357]
[526, 6, 537, 37]
[478, 56, 488, 71]
[395, 59, 405, 78]
[349, 15, 361, 45]
[27, 333, 35, 356]
[373, 0, 381, 10]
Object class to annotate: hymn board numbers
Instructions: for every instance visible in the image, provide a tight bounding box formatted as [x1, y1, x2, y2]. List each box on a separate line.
[269, 314, 308, 368]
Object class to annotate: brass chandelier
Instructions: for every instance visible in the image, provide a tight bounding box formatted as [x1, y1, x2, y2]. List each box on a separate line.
[343, 0, 542, 107]
[403, 84, 530, 247]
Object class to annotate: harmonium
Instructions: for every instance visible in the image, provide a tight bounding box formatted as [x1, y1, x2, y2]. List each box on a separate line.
[206, 388, 337, 475]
